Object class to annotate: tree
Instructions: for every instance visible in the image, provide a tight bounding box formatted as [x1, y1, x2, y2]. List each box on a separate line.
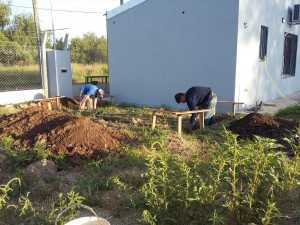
[0, 1, 11, 31]
[55, 37, 64, 50]
[69, 32, 107, 64]
[7, 13, 37, 47]
[0, 11, 39, 64]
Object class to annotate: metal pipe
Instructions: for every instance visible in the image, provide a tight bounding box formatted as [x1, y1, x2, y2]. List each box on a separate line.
[50, 0, 56, 49]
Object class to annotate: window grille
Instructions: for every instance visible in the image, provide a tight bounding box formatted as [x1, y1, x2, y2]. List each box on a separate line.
[282, 33, 298, 76]
[259, 26, 268, 61]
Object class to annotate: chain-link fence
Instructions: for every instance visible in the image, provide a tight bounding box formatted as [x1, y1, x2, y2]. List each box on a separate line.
[0, 44, 42, 92]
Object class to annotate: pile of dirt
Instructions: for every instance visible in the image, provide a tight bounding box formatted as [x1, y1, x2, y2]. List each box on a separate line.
[58, 97, 79, 108]
[0, 107, 125, 157]
[38, 97, 79, 109]
[228, 112, 298, 150]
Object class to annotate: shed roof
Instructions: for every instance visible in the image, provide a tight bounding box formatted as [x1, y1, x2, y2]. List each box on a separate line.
[107, 0, 147, 19]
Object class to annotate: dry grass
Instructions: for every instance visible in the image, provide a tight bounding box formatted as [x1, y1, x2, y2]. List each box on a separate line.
[71, 63, 108, 83]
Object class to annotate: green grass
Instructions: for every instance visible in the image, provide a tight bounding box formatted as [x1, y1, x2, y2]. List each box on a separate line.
[0, 105, 20, 115]
[0, 65, 41, 90]
[276, 103, 300, 119]
[0, 63, 108, 88]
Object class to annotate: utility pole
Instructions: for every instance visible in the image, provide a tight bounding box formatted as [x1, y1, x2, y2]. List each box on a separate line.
[32, 0, 46, 96]
[32, 0, 41, 61]
[32, 0, 41, 46]
[120, 0, 123, 5]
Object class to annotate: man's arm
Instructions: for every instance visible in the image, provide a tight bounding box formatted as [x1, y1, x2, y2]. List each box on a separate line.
[79, 95, 89, 109]
[93, 98, 97, 109]
[187, 100, 198, 124]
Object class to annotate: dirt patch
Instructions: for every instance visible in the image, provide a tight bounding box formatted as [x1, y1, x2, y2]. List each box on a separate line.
[0, 107, 125, 158]
[228, 112, 298, 151]
[38, 97, 79, 109]
[58, 97, 79, 108]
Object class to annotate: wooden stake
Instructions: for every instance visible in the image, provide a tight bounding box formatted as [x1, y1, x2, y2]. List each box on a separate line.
[177, 115, 182, 136]
[151, 112, 157, 130]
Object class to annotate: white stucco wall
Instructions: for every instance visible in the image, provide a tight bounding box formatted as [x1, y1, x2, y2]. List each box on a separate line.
[107, 0, 239, 111]
[0, 89, 45, 105]
[235, 0, 300, 108]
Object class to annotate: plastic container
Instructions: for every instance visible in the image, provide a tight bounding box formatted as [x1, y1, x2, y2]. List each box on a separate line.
[65, 216, 110, 225]
[55, 203, 110, 225]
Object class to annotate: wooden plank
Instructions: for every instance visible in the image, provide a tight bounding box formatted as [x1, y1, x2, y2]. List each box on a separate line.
[177, 115, 182, 136]
[148, 108, 210, 115]
[32, 96, 66, 102]
[217, 100, 244, 104]
[148, 109, 174, 115]
[199, 111, 205, 131]
[217, 100, 244, 116]
[150, 108, 210, 135]
[47, 102, 52, 110]
[152, 112, 157, 130]
[232, 103, 236, 116]
[174, 109, 210, 115]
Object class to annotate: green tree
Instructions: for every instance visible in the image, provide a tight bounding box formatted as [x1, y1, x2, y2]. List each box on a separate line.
[55, 37, 64, 50]
[69, 32, 107, 64]
[0, 1, 11, 31]
[0, 30, 8, 42]
[7, 13, 37, 47]
[4, 13, 39, 64]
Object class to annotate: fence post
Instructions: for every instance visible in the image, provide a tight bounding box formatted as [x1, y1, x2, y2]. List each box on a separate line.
[41, 33, 49, 98]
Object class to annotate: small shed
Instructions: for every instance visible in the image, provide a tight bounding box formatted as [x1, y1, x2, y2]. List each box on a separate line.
[107, 0, 300, 111]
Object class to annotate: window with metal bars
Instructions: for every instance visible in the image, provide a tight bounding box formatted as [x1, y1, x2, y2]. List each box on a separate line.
[282, 33, 298, 76]
[259, 26, 268, 61]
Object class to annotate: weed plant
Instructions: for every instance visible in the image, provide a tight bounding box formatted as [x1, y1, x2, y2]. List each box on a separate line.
[1, 137, 56, 168]
[1, 104, 300, 224]
[140, 130, 300, 225]
[276, 104, 300, 119]
[0, 177, 85, 225]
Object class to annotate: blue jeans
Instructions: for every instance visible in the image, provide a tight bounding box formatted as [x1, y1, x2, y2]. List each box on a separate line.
[204, 95, 217, 126]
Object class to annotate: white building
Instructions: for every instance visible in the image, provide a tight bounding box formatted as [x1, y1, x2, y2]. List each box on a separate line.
[107, 0, 300, 112]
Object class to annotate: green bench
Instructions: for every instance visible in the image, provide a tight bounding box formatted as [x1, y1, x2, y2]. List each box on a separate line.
[85, 75, 109, 85]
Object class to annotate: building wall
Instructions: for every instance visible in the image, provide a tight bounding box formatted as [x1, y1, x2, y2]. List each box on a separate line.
[107, 0, 239, 111]
[235, 0, 300, 108]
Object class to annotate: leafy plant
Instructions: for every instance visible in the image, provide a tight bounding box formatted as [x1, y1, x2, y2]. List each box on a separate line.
[0, 178, 85, 225]
[141, 142, 215, 225]
[140, 130, 300, 225]
[0, 177, 21, 210]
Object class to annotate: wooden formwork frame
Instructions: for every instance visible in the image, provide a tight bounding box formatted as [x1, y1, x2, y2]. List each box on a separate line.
[149, 109, 210, 136]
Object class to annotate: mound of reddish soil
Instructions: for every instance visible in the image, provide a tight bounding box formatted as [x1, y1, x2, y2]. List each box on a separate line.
[58, 97, 79, 108]
[0, 107, 124, 157]
[228, 112, 298, 150]
[38, 97, 79, 109]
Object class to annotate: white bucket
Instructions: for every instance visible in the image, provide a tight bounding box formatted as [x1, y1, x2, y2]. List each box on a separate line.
[55, 203, 110, 225]
[65, 216, 110, 225]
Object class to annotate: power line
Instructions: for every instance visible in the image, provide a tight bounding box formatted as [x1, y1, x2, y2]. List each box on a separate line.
[5, 28, 69, 33]
[9, 4, 105, 15]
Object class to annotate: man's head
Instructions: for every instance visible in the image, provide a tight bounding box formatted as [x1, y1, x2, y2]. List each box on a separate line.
[97, 89, 104, 98]
[174, 93, 186, 103]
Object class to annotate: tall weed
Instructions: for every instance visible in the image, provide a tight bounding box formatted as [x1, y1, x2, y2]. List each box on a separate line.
[141, 142, 215, 225]
[141, 130, 300, 225]
[0, 177, 85, 225]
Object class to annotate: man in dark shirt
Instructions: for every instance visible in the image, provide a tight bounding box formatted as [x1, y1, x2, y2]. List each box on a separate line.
[174, 86, 217, 126]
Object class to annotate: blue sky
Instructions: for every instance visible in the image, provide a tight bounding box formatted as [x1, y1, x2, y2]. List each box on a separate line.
[7, 0, 130, 41]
